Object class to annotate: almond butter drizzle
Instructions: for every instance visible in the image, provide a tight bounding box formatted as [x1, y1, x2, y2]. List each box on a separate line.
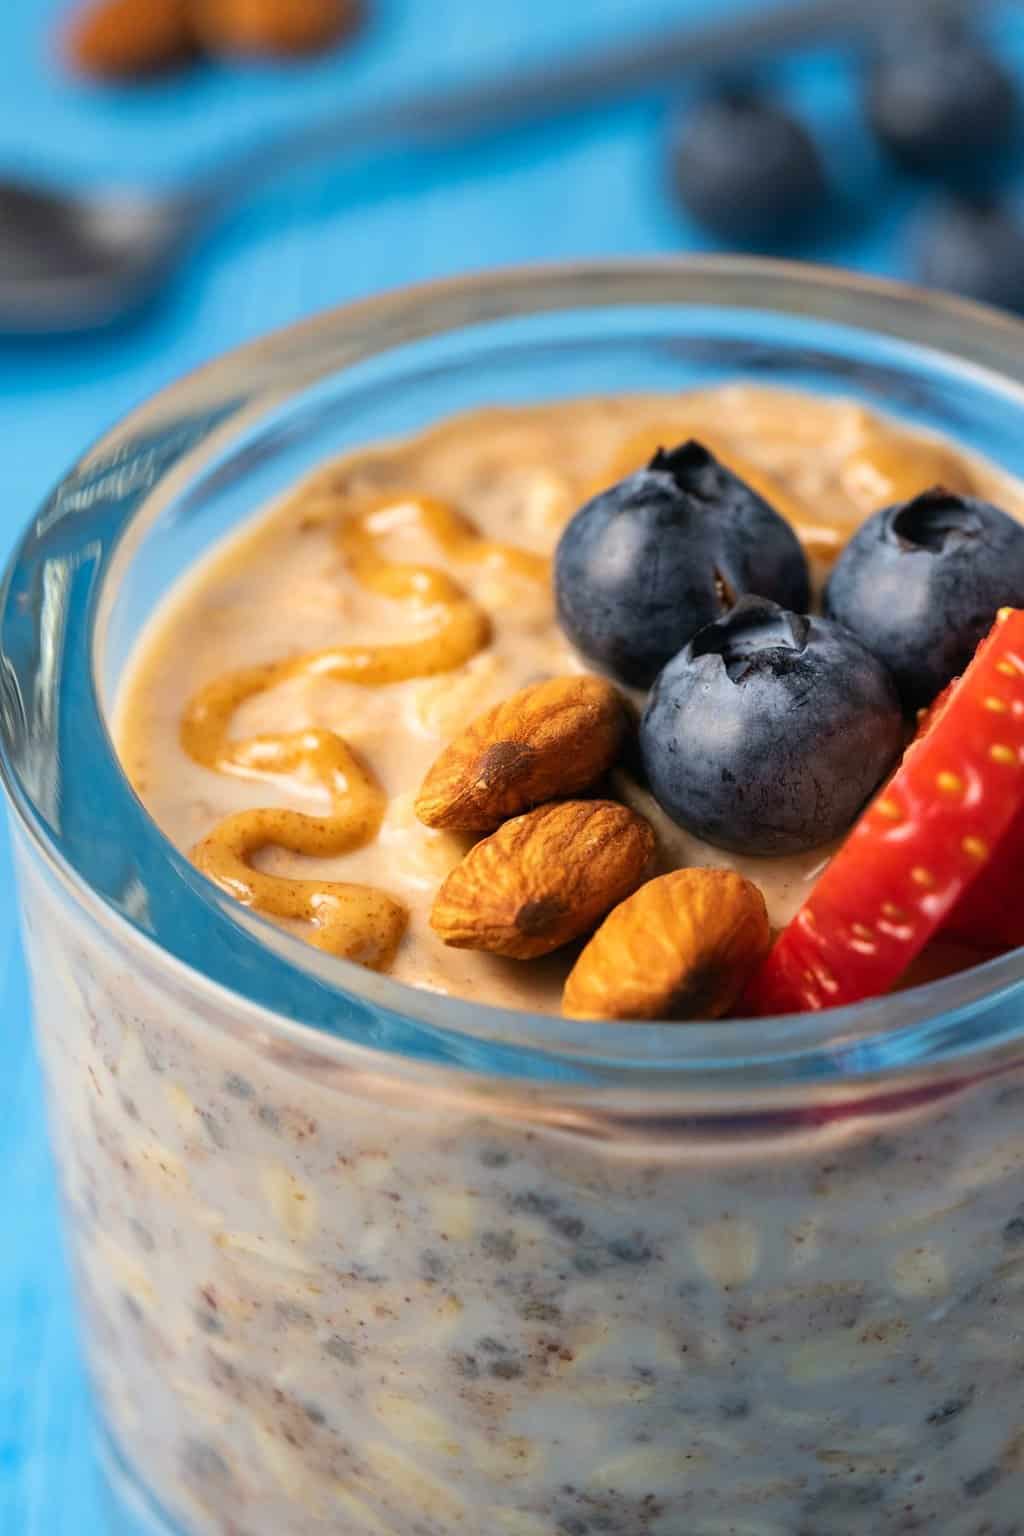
[589, 423, 841, 561]
[183, 491, 547, 967]
[591, 421, 977, 566]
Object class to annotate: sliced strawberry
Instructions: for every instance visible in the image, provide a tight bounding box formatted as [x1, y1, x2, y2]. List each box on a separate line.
[944, 788, 1024, 950]
[915, 666, 1024, 952]
[743, 608, 1024, 1014]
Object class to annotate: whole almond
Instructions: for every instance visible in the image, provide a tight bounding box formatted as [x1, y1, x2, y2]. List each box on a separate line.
[430, 800, 654, 959]
[195, 0, 362, 56]
[416, 675, 629, 833]
[65, 0, 194, 77]
[563, 868, 770, 1021]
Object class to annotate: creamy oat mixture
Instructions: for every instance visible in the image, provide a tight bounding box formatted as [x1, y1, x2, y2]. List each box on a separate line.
[22, 843, 1024, 1536]
[116, 387, 1024, 1013]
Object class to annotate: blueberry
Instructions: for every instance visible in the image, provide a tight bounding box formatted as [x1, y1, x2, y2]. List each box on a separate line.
[824, 489, 1024, 710]
[916, 198, 1024, 313]
[639, 598, 903, 856]
[554, 441, 809, 688]
[865, 20, 1018, 181]
[671, 90, 826, 242]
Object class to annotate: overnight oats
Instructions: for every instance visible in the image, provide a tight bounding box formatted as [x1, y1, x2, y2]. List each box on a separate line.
[8, 269, 1024, 1536]
[118, 387, 1024, 1017]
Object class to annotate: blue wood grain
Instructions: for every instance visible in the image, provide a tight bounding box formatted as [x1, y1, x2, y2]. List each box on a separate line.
[3, 1, 1024, 1529]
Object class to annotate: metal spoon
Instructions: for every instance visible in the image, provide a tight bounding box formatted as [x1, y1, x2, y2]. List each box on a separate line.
[0, 0, 985, 333]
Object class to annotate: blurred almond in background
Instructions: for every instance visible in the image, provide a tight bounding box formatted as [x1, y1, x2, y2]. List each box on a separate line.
[64, 0, 195, 78]
[195, 0, 363, 58]
[63, 0, 364, 78]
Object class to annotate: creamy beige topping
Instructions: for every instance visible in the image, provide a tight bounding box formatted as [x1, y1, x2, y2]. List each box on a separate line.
[116, 386, 1024, 1013]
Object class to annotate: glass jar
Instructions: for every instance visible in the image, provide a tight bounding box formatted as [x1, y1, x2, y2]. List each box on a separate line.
[4, 258, 1024, 1536]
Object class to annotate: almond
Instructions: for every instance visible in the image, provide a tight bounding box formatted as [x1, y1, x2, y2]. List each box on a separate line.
[430, 800, 654, 959]
[65, 0, 195, 77]
[415, 676, 629, 833]
[563, 868, 770, 1021]
[195, 0, 362, 57]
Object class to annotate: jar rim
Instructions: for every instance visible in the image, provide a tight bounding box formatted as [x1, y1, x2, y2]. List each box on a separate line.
[5, 253, 1024, 1095]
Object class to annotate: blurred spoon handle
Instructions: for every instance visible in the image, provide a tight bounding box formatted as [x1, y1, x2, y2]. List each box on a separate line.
[186, 0, 979, 218]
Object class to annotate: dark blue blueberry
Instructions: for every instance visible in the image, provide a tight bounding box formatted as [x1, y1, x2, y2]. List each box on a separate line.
[916, 198, 1024, 314]
[640, 598, 903, 856]
[865, 18, 1017, 181]
[554, 441, 809, 687]
[671, 91, 826, 242]
[824, 489, 1024, 710]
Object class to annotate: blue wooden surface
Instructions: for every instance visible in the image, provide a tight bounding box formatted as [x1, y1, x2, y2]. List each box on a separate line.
[4, 2, 1024, 1530]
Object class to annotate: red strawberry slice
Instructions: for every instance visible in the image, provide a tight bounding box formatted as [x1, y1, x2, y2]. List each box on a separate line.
[944, 823, 1024, 951]
[915, 669, 1024, 952]
[743, 608, 1024, 1015]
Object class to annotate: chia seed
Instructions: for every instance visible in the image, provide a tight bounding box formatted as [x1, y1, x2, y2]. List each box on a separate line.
[607, 1233, 653, 1265]
[451, 1352, 479, 1380]
[554, 1489, 664, 1535]
[198, 1109, 226, 1149]
[129, 1219, 155, 1252]
[927, 1389, 974, 1424]
[1003, 1211, 1024, 1245]
[223, 1073, 254, 1100]
[274, 1300, 315, 1331]
[489, 1358, 524, 1379]
[324, 1335, 356, 1365]
[518, 1299, 561, 1324]
[141, 1037, 166, 1074]
[181, 1439, 232, 1488]
[419, 1250, 445, 1282]
[480, 1230, 519, 1262]
[964, 1466, 1003, 1498]
[513, 1190, 560, 1220]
